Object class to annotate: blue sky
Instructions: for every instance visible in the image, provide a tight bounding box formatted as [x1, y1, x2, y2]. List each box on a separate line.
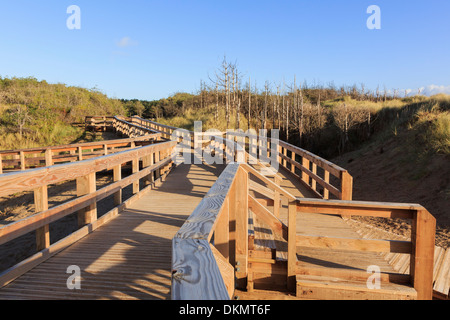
[0, 0, 449, 100]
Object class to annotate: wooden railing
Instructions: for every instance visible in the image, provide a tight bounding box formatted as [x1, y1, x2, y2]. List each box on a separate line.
[0, 139, 177, 287]
[0, 117, 161, 173]
[225, 131, 353, 201]
[293, 198, 436, 300]
[0, 115, 437, 300]
[172, 163, 245, 299]
[85, 116, 114, 131]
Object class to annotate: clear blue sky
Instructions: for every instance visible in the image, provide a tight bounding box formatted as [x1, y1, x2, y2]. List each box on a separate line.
[0, 0, 449, 100]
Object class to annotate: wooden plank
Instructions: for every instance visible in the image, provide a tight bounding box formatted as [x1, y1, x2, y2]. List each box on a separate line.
[296, 265, 411, 284]
[433, 248, 450, 296]
[296, 235, 412, 254]
[296, 275, 417, 300]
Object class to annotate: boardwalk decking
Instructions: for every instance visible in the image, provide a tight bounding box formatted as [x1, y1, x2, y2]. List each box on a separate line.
[0, 163, 224, 300]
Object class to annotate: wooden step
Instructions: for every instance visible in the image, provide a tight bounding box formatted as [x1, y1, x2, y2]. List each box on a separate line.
[296, 275, 417, 300]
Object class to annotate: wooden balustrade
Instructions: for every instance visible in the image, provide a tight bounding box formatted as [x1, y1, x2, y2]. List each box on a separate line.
[278, 141, 353, 200]
[0, 140, 177, 287]
[294, 198, 436, 300]
[0, 117, 161, 173]
[224, 131, 353, 201]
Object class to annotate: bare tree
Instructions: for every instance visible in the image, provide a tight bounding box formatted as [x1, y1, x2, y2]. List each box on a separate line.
[332, 103, 366, 154]
[11, 104, 32, 138]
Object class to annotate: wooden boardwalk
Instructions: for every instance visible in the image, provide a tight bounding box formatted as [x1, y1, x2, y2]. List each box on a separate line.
[0, 116, 440, 300]
[0, 163, 224, 300]
[0, 161, 420, 300]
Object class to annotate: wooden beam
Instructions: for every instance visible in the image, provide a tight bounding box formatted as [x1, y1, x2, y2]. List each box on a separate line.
[132, 158, 139, 194]
[76, 172, 97, 227]
[410, 209, 436, 300]
[296, 264, 411, 284]
[341, 171, 353, 201]
[34, 185, 49, 251]
[113, 164, 122, 206]
[296, 235, 412, 254]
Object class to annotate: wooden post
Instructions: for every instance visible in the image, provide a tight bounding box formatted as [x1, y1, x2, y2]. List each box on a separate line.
[113, 164, 122, 206]
[273, 175, 281, 218]
[235, 166, 248, 289]
[77, 147, 83, 161]
[341, 171, 353, 200]
[0, 154, 3, 174]
[132, 158, 139, 194]
[301, 157, 309, 185]
[410, 209, 436, 300]
[290, 151, 295, 173]
[142, 154, 153, 186]
[155, 151, 160, 181]
[287, 200, 297, 292]
[34, 185, 50, 251]
[45, 149, 53, 167]
[76, 172, 97, 227]
[311, 163, 317, 191]
[215, 197, 230, 261]
[324, 171, 330, 199]
[20, 151, 25, 171]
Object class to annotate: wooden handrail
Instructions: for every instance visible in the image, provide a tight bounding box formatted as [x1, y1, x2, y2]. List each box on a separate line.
[0, 139, 177, 287]
[0, 117, 161, 173]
